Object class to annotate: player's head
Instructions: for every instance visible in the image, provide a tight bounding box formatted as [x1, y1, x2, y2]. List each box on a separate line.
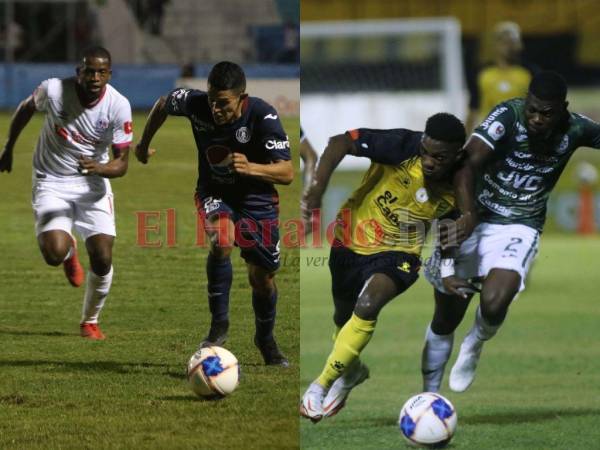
[420, 113, 466, 181]
[207, 61, 248, 125]
[494, 21, 523, 63]
[525, 70, 569, 137]
[76, 46, 112, 99]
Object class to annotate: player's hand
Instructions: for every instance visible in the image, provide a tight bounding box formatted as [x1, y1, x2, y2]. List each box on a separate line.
[0, 145, 13, 173]
[135, 143, 156, 164]
[301, 184, 323, 236]
[78, 157, 103, 176]
[442, 275, 480, 299]
[231, 152, 251, 176]
[440, 212, 477, 248]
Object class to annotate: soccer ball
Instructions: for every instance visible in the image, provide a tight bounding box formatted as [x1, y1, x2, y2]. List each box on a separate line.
[398, 392, 457, 448]
[187, 346, 239, 399]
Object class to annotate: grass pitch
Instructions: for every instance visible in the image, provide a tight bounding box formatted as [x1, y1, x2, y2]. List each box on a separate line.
[301, 234, 600, 449]
[0, 112, 300, 449]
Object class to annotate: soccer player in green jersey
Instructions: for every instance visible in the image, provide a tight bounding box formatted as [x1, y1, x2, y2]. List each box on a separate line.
[422, 71, 600, 393]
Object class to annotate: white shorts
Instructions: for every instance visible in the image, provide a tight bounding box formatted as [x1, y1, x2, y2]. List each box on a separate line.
[32, 175, 116, 241]
[425, 222, 540, 294]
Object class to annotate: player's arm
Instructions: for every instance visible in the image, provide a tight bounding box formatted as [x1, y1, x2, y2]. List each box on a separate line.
[300, 136, 318, 192]
[450, 136, 492, 244]
[0, 95, 37, 173]
[302, 133, 353, 214]
[79, 145, 130, 178]
[135, 95, 168, 164]
[231, 154, 293, 185]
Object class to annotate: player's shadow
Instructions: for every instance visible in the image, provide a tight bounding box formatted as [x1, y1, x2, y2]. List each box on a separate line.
[462, 408, 600, 425]
[0, 359, 171, 375]
[0, 329, 71, 337]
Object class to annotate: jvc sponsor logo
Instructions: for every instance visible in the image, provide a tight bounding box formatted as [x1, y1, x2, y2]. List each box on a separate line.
[265, 140, 290, 150]
[497, 170, 543, 191]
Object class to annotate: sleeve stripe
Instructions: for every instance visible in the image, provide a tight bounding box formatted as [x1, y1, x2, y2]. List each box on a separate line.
[348, 129, 359, 140]
[112, 141, 132, 149]
[471, 132, 495, 150]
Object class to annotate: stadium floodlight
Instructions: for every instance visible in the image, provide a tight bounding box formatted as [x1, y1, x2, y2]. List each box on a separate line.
[301, 18, 465, 168]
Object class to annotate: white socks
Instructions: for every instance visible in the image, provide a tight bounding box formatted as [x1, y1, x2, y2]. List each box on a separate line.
[81, 266, 113, 324]
[422, 324, 454, 392]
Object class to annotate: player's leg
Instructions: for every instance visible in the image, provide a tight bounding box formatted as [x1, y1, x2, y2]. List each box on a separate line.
[247, 263, 288, 367]
[449, 268, 520, 392]
[33, 182, 84, 286]
[79, 233, 114, 340]
[197, 195, 235, 346]
[421, 288, 472, 392]
[450, 223, 539, 392]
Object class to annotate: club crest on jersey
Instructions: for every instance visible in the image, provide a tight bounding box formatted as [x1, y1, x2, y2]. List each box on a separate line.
[94, 118, 109, 133]
[236, 126, 251, 143]
[415, 187, 429, 203]
[206, 145, 233, 177]
[556, 135, 569, 154]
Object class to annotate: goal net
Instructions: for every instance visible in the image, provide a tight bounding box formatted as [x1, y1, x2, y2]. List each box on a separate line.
[301, 18, 465, 168]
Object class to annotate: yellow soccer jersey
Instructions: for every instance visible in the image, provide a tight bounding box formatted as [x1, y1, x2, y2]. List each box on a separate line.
[478, 65, 531, 119]
[334, 128, 456, 256]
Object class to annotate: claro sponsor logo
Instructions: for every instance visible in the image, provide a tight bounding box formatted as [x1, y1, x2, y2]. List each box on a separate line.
[265, 140, 290, 150]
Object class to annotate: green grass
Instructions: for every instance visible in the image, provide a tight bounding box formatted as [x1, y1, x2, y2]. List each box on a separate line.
[0, 112, 300, 449]
[300, 237, 600, 449]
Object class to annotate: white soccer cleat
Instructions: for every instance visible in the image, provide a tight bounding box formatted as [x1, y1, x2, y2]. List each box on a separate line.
[322, 362, 370, 417]
[449, 339, 483, 392]
[299, 382, 327, 423]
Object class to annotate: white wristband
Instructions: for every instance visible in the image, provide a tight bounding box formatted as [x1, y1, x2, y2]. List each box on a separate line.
[440, 258, 455, 278]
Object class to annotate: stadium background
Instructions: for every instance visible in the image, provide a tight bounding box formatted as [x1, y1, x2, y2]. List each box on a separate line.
[0, 1, 300, 448]
[301, 1, 600, 449]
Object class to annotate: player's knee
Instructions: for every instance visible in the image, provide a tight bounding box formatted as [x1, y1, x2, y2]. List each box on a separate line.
[248, 271, 275, 297]
[209, 243, 233, 259]
[88, 250, 112, 276]
[39, 242, 69, 266]
[354, 293, 381, 321]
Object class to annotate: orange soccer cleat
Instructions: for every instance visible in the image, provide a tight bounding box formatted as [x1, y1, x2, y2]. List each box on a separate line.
[80, 322, 105, 340]
[63, 238, 84, 287]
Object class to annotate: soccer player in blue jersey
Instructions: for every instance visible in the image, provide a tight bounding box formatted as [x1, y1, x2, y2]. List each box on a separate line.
[135, 61, 293, 366]
[422, 71, 600, 393]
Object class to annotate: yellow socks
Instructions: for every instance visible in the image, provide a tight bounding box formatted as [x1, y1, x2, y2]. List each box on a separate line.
[317, 314, 376, 388]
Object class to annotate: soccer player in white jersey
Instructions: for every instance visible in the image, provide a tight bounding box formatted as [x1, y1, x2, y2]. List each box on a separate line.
[0, 47, 133, 340]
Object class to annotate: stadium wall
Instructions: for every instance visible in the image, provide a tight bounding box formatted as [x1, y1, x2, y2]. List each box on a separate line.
[0, 64, 299, 114]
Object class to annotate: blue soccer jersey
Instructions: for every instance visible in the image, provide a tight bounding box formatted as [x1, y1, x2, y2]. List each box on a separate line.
[165, 88, 291, 207]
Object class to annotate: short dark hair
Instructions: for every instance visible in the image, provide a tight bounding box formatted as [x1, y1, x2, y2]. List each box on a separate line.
[425, 113, 466, 145]
[529, 70, 567, 102]
[208, 61, 246, 94]
[81, 46, 112, 65]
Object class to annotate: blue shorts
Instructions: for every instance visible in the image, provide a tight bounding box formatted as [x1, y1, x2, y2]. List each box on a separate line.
[195, 193, 281, 272]
[329, 241, 421, 307]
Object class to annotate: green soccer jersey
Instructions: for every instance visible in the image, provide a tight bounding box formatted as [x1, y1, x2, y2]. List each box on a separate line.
[472, 98, 600, 230]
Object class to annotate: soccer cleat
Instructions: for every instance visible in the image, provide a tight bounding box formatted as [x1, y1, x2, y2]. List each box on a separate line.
[449, 338, 483, 392]
[199, 318, 229, 348]
[63, 238, 84, 287]
[80, 322, 105, 340]
[300, 382, 327, 423]
[322, 361, 370, 417]
[254, 336, 289, 367]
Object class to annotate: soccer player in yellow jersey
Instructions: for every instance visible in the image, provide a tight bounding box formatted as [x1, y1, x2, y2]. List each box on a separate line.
[300, 113, 467, 422]
[465, 22, 533, 132]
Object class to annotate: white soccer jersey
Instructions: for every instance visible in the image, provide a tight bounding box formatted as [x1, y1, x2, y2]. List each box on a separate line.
[32, 77, 133, 177]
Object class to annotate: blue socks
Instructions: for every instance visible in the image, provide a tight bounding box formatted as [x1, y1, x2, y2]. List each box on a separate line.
[206, 253, 233, 322]
[252, 289, 277, 342]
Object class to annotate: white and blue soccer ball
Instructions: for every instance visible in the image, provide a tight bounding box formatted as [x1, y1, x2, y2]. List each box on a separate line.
[399, 392, 457, 448]
[187, 346, 239, 399]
